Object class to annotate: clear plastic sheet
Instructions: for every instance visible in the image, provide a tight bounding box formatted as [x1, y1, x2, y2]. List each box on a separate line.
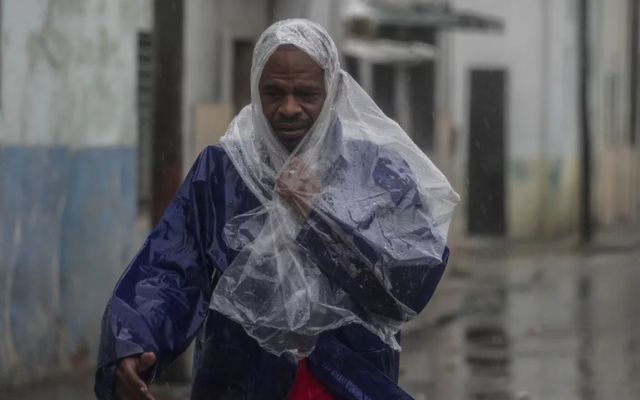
[210, 19, 459, 358]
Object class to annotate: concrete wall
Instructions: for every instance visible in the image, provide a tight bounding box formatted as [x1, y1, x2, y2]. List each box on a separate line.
[182, 0, 270, 169]
[447, 0, 581, 239]
[590, 0, 640, 226]
[0, 0, 151, 386]
[272, 0, 344, 41]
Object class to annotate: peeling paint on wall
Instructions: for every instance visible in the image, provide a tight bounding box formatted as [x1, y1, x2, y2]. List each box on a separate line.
[0, 0, 151, 387]
[1, 0, 152, 147]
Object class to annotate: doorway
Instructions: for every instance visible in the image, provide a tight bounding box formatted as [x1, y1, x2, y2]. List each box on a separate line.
[408, 61, 436, 153]
[467, 69, 507, 235]
[233, 40, 255, 114]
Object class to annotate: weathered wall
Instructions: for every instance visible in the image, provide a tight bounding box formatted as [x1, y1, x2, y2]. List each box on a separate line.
[0, 0, 151, 386]
[590, 0, 640, 226]
[596, 147, 640, 225]
[272, 0, 344, 41]
[181, 0, 270, 169]
[447, 0, 581, 239]
[447, 0, 640, 239]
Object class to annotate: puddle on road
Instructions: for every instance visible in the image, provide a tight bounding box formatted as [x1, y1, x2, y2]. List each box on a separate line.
[464, 271, 512, 400]
[401, 253, 640, 400]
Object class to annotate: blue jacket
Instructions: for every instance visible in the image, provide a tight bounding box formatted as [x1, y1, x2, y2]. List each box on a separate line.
[95, 144, 449, 400]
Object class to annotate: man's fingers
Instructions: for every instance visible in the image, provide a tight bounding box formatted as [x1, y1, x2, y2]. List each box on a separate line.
[119, 358, 151, 399]
[137, 352, 157, 373]
[277, 161, 320, 217]
[288, 157, 305, 170]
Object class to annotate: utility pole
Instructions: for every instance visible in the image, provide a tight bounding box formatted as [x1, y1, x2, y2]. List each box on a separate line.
[578, 0, 592, 243]
[151, 0, 184, 225]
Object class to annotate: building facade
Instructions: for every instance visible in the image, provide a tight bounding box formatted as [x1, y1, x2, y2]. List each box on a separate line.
[446, 0, 639, 239]
[2, 0, 636, 387]
[590, 0, 640, 229]
[0, 0, 152, 386]
[342, 0, 639, 240]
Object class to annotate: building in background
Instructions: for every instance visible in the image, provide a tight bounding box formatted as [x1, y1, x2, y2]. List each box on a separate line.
[445, 0, 639, 239]
[341, 0, 639, 240]
[447, 0, 581, 239]
[0, 0, 152, 387]
[1, 0, 638, 389]
[340, 0, 504, 241]
[590, 0, 639, 230]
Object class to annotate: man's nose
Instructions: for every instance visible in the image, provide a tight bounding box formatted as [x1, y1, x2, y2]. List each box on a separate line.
[279, 95, 302, 118]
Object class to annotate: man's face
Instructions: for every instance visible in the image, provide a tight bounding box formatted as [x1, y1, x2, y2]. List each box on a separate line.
[259, 47, 326, 152]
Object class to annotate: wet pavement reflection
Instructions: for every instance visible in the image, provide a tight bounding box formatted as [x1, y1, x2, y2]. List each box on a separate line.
[1, 248, 639, 399]
[399, 248, 640, 400]
[0, 376, 192, 400]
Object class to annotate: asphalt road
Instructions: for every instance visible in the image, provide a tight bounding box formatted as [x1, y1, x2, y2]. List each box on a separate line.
[2, 247, 639, 400]
[400, 247, 640, 400]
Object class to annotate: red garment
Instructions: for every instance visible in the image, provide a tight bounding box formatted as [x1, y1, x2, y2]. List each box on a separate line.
[288, 359, 335, 400]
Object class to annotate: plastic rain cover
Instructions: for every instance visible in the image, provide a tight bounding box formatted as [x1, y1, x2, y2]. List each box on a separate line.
[210, 19, 459, 359]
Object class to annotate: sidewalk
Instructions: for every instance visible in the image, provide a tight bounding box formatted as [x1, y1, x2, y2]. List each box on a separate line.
[452, 224, 640, 256]
[399, 227, 640, 399]
[403, 224, 640, 335]
[0, 374, 190, 400]
[3, 227, 638, 400]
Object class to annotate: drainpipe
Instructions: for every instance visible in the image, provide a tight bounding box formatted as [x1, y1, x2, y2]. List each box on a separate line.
[151, 0, 185, 225]
[630, 0, 639, 145]
[578, 0, 592, 243]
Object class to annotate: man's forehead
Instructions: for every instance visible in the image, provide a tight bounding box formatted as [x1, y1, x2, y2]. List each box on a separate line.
[260, 47, 324, 81]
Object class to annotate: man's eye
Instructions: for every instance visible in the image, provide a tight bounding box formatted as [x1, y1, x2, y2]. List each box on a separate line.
[263, 90, 282, 98]
[299, 92, 320, 101]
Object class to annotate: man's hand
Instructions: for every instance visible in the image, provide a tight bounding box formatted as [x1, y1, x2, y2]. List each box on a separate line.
[276, 158, 321, 217]
[115, 352, 157, 400]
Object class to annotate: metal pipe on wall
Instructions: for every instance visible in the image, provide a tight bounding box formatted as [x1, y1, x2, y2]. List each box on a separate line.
[578, 0, 592, 243]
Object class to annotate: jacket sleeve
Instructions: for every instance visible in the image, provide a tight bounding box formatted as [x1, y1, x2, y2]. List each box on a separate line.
[94, 150, 216, 399]
[309, 334, 412, 400]
[296, 151, 449, 322]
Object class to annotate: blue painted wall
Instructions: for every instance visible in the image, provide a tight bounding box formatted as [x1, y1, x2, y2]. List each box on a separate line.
[0, 146, 136, 386]
[0, 0, 152, 386]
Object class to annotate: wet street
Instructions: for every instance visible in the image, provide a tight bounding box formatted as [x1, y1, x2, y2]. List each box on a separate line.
[2, 245, 639, 400]
[401, 246, 640, 400]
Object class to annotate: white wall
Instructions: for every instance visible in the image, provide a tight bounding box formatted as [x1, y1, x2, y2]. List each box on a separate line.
[447, 0, 580, 237]
[181, 0, 270, 168]
[0, 0, 152, 147]
[591, 0, 631, 146]
[591, 0, 640, 225]
[450, 0, 543, 160]
[273, 0, 344, 42]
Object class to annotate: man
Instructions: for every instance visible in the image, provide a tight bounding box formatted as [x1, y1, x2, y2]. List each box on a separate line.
[95, 19, 458, 400]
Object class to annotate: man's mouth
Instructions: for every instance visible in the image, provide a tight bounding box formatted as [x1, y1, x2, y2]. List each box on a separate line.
[275, 124, 309, 138]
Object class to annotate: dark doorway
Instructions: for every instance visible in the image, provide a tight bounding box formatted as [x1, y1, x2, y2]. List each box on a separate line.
[408, 61, 436, 152]
[373, 63, 396, 119]
[344, 55, 360, 83]
[233, 40, 255, 114]
[467, 69, 507, 235]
